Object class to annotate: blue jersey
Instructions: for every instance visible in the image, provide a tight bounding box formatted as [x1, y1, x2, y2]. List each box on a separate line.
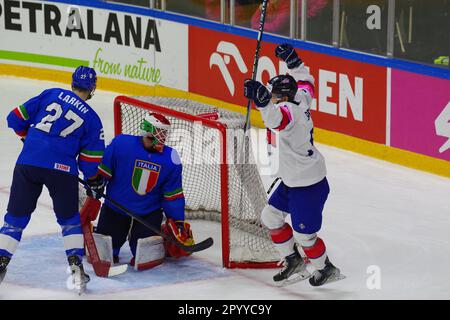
[98, 134, 185, 220]
[7, 88, 105, 178]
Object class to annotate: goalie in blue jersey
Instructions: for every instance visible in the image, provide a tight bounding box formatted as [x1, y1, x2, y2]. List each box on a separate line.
[90, 112, 195, 271]
[0, 66, 106, 293]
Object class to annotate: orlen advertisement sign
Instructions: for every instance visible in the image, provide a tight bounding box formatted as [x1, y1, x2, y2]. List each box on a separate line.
[189, 26, 387, 144]
[391, 70, 450, 161]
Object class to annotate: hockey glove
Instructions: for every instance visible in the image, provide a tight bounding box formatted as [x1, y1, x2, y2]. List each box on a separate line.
[162, 218, 195, 258]
[86, 175, 106, 200]
[244, 79, 271, 108]
[275, 43, 302, 69]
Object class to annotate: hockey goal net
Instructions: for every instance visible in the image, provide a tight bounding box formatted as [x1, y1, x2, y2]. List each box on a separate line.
[114, 96, 278, 268]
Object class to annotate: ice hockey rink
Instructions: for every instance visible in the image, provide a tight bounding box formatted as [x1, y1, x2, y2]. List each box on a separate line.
[0, 76, 449, 300]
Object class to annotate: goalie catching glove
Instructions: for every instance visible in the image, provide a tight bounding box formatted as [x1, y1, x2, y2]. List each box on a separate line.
[161, 218, 195, 258]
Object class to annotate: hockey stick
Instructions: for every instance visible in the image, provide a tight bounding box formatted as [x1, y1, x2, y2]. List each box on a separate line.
[80, 197, 128, 277]
[78, 178, 214, 253]
[266, 177, 281, 195]
[243, 0, 269, 134]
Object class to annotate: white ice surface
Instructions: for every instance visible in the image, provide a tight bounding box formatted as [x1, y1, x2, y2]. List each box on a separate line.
[0, 76, 449, 300]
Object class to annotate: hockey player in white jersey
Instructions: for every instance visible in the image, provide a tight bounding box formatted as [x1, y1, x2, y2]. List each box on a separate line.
[244, 43, 342, 287]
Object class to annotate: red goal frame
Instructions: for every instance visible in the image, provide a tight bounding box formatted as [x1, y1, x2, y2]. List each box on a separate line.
[114, 96, 277, 269]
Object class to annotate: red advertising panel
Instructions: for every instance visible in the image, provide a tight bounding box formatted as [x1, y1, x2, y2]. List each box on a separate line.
[189, 26, 387, 143]
[391, 70, 450, 161]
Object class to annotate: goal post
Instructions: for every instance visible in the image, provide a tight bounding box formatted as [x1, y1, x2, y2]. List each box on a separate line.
[113, 95, 279, 268]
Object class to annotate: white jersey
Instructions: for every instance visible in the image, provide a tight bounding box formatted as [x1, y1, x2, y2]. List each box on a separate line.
[260, 64, 326, 187]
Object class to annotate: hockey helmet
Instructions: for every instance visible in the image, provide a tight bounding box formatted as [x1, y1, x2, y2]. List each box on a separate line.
[72, 66, 97, 98]
[268, 74, 298, 102]
[140, 113, 171, 150]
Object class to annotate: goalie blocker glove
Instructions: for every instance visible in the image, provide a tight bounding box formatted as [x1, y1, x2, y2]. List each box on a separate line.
[275, 43, 302, 69]
[85, 175, 106, 199]
[244, 79, 271, 108]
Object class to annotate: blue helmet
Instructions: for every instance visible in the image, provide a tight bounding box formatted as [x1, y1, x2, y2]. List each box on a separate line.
[72, 66, 97, 91]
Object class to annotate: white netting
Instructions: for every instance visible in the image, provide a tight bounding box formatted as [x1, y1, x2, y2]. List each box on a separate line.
[116, 96, 278, 267]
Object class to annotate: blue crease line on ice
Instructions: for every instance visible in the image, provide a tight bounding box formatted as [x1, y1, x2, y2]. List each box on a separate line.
[5, 233, 230, 294]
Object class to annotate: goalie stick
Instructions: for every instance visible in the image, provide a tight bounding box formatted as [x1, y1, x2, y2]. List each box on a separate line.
[78, 178, 214, 254]
[80, 197, 128, 277]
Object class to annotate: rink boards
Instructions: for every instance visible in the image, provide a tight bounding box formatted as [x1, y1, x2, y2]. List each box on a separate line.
[0, 0, 449, 177]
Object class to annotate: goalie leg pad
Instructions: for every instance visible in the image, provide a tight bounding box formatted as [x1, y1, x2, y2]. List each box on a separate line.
[95, 205, 133, 257]
[134, 236, 165, 271]
[86, 233, 113, 264]
[128, 209, 164, 257]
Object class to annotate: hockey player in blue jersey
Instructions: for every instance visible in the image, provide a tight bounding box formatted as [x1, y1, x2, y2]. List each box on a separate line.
[244, 44, 343, 287]
[90, 112, 194, 270]
[0, 66, 106, 293]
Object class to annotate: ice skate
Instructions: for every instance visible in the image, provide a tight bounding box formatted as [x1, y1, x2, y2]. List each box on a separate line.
[67, 255, 90, 295]
[0, 256, 11, 285]
[273, 246, 311, 286]
[309, 257, 345, 287]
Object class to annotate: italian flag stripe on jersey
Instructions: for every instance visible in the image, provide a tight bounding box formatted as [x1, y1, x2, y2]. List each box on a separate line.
[13, 105, 29, 121]
[79, 150, 103, 163]
[164, 188, 184, 201]
[132, 169, 154, 195]
[98, 163, 112, 178]
[132, 161, 160, 195]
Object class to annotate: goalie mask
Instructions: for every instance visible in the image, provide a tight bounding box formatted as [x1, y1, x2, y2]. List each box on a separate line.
[140, 113, 171, 152]
[268, 74, 298, 103]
